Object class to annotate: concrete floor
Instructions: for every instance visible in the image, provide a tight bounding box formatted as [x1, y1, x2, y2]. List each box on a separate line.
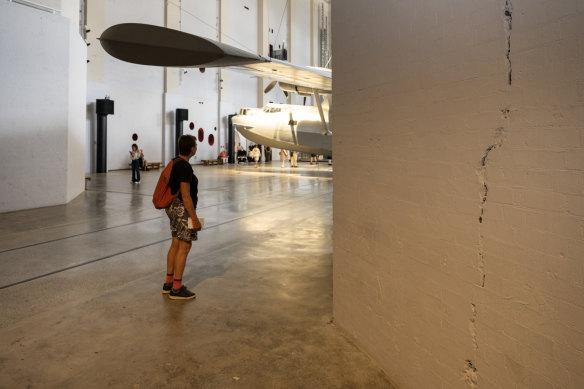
[0, 162, 397, 388]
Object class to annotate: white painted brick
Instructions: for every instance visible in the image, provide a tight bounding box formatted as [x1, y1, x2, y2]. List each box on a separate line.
[565, 149, 584, 170]
[569, 371, 584, 389]
[333, 1, 584, 387]
[548, 128, 583, 150]
[518, 189, 567, 212]
[566, 194, 584, 216]
[522, 371, 555, 389]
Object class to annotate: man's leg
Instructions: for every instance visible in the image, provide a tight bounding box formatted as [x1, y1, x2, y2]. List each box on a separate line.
[168, 239, 195, 299]
[162, 237, 180, 293]
[166, 237, 180, 275]
[172, 239, 192, 285]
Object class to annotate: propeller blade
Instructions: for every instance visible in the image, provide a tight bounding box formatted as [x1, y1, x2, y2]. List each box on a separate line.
[263, 80, 277, 94]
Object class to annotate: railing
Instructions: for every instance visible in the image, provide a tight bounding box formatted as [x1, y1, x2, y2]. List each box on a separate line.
[8, 0, 61, 14]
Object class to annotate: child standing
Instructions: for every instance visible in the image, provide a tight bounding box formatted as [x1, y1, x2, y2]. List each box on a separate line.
[129, 144, 142, 183]
[251, 145, 261, 168]
[279, 149, 288, 168]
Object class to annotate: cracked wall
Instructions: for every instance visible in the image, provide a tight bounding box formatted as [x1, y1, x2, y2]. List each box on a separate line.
[333, 1, 584, 388]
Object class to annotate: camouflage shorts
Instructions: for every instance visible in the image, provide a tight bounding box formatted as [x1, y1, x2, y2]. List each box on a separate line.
[166, 198, 198, 242]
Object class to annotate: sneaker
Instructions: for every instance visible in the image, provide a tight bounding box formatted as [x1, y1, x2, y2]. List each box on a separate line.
[137, 181, 141, 184]
[168, 285, 196, 300]
[162, 282, 173, 294]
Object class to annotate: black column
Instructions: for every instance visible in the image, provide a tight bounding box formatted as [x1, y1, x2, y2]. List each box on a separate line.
[96, 99, 114, 173]
[228, 114, 236, 163]
[175, 109, 188, 157]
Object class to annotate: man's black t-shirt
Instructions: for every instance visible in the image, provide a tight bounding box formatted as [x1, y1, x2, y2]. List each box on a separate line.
[169, 157, 198, 208]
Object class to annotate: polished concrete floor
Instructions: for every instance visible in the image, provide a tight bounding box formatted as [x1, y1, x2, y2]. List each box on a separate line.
[0, 161, 396, 388]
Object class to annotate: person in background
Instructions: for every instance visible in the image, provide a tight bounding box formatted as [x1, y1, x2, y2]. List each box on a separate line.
[248, 144, 254, 163]
[279, 149, 288, 168]
[250, 145, 261, 168]
[218, 145, 228, 164]
[265, 146, 272, 162]
[129, 144, 142, 184]
[163, 135, 202, 300]
[310, 153, 318, 165]
[139, 149, 148, 171]
[256, 144, 262, 163]
[290, 151, 298, 168]
[237, 144, 247, 164]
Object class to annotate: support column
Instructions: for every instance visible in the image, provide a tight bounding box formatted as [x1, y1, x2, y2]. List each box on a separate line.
[258, 0, 269, 107]
[96, 114, 107, 173]
[164, 0, 180, 94]
[95, 98, 114, 173]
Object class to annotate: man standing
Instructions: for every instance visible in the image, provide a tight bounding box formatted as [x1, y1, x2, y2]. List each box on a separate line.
[163, 135, 202, 300]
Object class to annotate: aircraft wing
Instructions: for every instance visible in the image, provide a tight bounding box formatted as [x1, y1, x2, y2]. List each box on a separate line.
[240, 60, 331, 92]
[99, 23, 331, 92]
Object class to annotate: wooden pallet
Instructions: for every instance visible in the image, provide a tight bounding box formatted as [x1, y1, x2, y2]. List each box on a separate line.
[146, 162, 162, 169]
[202, 159, 223, 166]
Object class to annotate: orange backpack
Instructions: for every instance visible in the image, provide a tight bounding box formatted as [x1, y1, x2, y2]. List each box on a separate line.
[152, 160, 178, 209]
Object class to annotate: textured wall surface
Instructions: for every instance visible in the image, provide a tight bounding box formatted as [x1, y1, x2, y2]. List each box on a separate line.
[0, 3, 86, 212]
[332, 1, 584, 388]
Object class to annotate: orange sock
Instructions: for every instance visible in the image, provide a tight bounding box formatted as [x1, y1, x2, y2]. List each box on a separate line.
[172, 278, 182, 290]
[165, 273, 173, 283]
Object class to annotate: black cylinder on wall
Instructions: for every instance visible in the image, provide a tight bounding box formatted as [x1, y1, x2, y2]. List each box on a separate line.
[228, 114, 236, 164]
[96, 99, 114, 115]
[96, 99, 114, 173]
[175, 108, 188, 157]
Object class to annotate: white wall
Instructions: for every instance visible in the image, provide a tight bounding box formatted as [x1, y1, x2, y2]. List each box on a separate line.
[0, 2, 86, 213]
[178, 0, 220, 162]
[269, 0, 288, 55]
[220, 0, 263, 150]
[83, 0, 317, 169]
[67, 24, 88, 201]
[86, 0, 164, 172]
[289, 0, 312, 106]
[333, 1, 584, 388]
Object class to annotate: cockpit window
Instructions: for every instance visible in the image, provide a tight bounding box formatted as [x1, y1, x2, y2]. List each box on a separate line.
[263, 107, 281, 113]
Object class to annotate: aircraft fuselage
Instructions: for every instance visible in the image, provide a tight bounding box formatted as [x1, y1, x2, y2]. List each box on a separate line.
[232, 103, 332, 156]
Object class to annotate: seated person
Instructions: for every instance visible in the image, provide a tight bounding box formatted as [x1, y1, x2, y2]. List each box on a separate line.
[236, 147, 248, 164]
[138, 150, 148, 170]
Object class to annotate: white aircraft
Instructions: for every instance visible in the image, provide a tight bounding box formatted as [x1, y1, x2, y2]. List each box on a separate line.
[233, 102, 331, 155]
[99, 23, 333, 155]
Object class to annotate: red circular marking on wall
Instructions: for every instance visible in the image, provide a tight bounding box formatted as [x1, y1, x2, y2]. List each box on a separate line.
[199, 67, 206, 73]
[189, 122, 194, 130]
[198, 128, 204, 142]
[132, 133, 138, 141]
[208, 134, 215, 146]
[214, 127, 217, 131]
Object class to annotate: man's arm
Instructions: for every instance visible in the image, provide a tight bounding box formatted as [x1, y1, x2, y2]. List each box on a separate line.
[180, 181, 202, 230]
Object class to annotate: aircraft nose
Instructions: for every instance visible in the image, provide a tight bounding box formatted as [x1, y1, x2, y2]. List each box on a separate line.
[232, 115, 252, 128]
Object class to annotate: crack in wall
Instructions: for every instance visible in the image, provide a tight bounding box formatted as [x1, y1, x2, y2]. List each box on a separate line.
[463, 360, 478, 389]
[469, 303, 478, 351]
[476, 125, 505, 290]
[477, 126, 505, 226]
[504, 0, 513, 85]
[465, 6, 514, 386]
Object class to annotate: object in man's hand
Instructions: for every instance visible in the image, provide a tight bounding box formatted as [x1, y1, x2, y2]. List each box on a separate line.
[188, 217, 204, 230]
